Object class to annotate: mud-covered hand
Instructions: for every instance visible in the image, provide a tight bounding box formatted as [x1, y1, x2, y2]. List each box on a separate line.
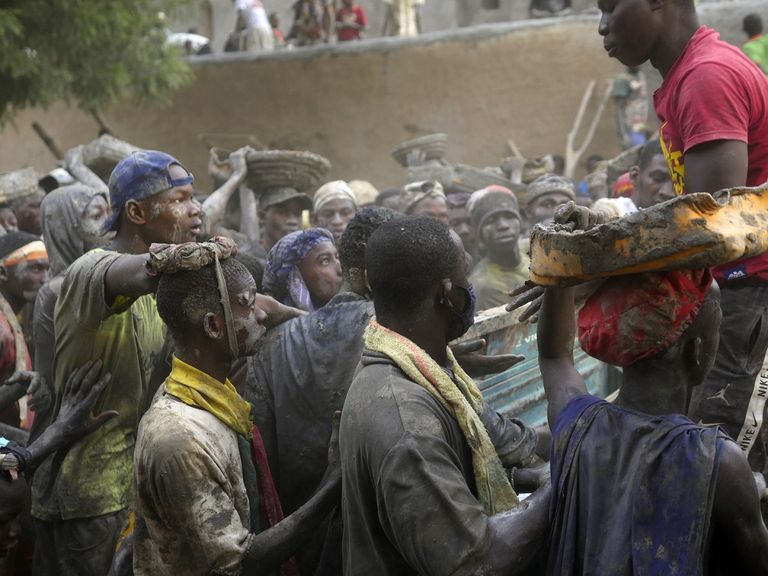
[63, 144, 85, 170]
[57, 359, 118, 443]
[452, 338, 525, 378]
[553, 200, 608, 231]
[147, 236, 238, 275]
[4, 370, 41, 393]
[228, 147, 250, 179]
[254, 293, 307, 328]
[28, 378, 53, 413]
[507, 281, 545, 323]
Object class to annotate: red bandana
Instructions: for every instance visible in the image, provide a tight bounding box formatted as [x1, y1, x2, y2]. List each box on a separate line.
[578, 269, 713, 367]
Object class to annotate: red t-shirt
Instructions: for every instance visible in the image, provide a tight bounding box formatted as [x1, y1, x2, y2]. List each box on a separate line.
[654, 26, 768, 283]
[336, 5, 367, 42]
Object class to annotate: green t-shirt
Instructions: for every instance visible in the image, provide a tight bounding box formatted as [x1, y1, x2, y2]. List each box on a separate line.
[743, 35, 768, 75]
[469, 253, 530, 311]
[31, 249, 165, 520]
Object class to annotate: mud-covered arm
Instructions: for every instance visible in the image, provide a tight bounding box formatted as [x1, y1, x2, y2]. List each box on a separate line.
[239, 185, 260, 242]
[480, 403, 538, 469]
[202, 149, 248, 235]
[25, 360, 117, 471]
[537, 287, 587, 429]
[241, 413, 342, 575]
[0, 382, 27, 415]
[712, 440, 768, 575]
[63, 145, 109, 195]
[104, 237, 237, 303]
[483, 483, 550, 574]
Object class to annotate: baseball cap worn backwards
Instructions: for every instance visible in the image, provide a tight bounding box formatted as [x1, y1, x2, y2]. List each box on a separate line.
[104, 150, 194, 232]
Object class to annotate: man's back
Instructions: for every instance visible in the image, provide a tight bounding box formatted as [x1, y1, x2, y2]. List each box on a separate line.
[548, 395, 727, 575]
[248, 292, 372, 514]
[134, 393, 250, 575]
[248, 291, 373, 573]
[341, 350, 488, 576]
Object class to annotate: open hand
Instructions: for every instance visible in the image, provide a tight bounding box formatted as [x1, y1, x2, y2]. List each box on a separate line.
[452, 338, 524, 378]
[57, 360, 118, 443]
[507, 282, 545, 323]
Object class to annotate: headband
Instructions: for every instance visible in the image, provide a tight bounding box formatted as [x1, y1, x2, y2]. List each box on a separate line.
[2, 241, 48, 268]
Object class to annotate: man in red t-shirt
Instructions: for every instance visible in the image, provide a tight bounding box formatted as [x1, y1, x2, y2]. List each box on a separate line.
[597, 0, 768, 481]
[336, 0, 367, 42]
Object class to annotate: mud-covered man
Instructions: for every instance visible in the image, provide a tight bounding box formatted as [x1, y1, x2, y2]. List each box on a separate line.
[341, 216, 549, 575]
[133, 257, 341, 575]
[30, 150, 245, 576]
[536, 275, 768, 574]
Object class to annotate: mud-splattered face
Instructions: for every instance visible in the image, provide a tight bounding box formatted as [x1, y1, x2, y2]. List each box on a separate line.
[631, 154, 675, 209]
[297, 241, 342, 308]
[0, 208, 18, 232]
[314, 198, 357, 243]
[409, 195, 449, 225]
[598, 0, 662, 67]
[529, 192, 573, 224]
[2, 258, 49, 303]
[13, 189, 44, 236]
[480, 212, 520, 251]
[229, 273, 268, 357]
[139, 164, 202, 244]
[80, 195, 110, 250]
[0, 477, 27, 558]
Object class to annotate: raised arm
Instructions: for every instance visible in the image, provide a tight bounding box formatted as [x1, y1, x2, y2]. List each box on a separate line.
[537, 287, 588, 429]
[104, 237, 237, 302]
[202, 148, 249, 235]
[64, 145, 110, 196]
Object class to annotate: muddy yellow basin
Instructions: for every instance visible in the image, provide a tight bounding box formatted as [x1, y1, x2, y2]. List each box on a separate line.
[529, 184, 768, 286]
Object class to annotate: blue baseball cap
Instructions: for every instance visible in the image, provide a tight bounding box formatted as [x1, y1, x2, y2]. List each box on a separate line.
[104, 150, 194, 232]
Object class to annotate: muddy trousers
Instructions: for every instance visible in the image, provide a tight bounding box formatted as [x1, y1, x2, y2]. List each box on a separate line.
[688, 281, 768, 476]
[32, 509, 129, 576]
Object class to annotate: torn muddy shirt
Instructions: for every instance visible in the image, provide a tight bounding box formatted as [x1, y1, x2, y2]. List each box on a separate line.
[133, 390, 251, 575]
[340, 349, 537, 576]
[31, 249, 165, 520]
[548, 395, 728, 576]
[247, 291, 373, 573]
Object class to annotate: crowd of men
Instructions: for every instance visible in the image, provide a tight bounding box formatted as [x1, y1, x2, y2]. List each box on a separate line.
[0, 1, 768, 575]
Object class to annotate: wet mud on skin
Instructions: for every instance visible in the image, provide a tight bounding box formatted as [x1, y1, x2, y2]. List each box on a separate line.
[529, 185, 768, 284]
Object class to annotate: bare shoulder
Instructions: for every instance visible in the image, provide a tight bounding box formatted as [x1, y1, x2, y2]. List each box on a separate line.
[712, 438, 768, 574]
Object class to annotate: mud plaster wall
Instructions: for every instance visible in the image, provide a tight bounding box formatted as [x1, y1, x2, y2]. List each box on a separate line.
[0, 1, 762, 192]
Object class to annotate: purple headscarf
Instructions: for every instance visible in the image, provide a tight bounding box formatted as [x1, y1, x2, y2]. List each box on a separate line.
[262, 227, 335, 311]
